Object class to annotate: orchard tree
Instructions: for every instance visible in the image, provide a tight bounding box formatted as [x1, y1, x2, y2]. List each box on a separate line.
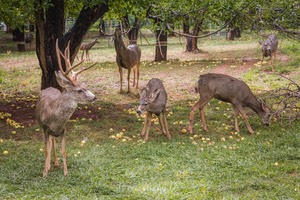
[0, 0, 34, 41]
[34, 0, 109, 89]
[250, 0, 300, 40]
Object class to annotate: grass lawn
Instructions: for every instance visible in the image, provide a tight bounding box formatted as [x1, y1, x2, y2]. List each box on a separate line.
[0, 31, 299, 199]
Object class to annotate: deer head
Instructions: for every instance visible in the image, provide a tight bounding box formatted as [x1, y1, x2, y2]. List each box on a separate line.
[136, 87, 161, 115]
[259, 99, 272, 126]
[55, 39, 96, 103]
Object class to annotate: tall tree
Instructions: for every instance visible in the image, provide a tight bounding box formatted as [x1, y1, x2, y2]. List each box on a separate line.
[34, 0, 109, 89]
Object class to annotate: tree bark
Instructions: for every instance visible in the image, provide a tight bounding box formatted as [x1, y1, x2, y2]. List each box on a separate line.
[35, 0, 109, 90]
[183, 18, 193, 52]
[155, 30, 167, 61]
[12, 27, 24, 42]
[184, 20, 202, 52]
[226, 28, 235, 40]
[234, 27, 241, 38]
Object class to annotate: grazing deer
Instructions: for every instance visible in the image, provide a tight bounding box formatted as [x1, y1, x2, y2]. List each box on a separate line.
[188, 73, 271, 134]
[259, 34, 278, 71]
[114, 26, 141, 93]
[35, 39, 96, 177]
[79, 38, 99, 61]
[136, 78, 171, 141]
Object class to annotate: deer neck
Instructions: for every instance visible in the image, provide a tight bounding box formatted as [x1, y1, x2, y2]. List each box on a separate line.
[55, 91, 78, 122]
[247, 96, 264, 117]
[114, 36, 126, 55]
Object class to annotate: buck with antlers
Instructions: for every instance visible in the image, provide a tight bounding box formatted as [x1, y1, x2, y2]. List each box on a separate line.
[104, 26, 141, 93]
[35, 39, 96, 177]
[79, 37, 99, 61]
[188, 73, 271, 134]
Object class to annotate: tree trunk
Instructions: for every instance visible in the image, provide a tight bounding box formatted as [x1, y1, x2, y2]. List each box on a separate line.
[234, 27, 241, 38]
[12, 27, 24, 42]
[183, 19, 193, 52]
[226, 28, 235, 40]
[35, 0, 109, 90]
[35, 0, 64, 89]
[29, 23, 35, 32]
[185, 20, 202, 52]
[99, 18, 106, 36]
[191, 21, 202, 52]
[155, 30, 167, 61]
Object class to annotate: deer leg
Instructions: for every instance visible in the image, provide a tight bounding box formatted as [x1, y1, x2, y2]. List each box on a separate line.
[132, 66, 136, 87]
[136, 63, 140, 88]
[86, 50, 90, 61]
[233, 106, 240, 133]
[119, 66, 123, 93]
[81, 51, 84, 61]
[270, 54, 274, 71]
[141, 112, 148, 137]
[52, 137, 59, 166]
[163, 111, 171, 139]
[144, 113, 152, 141]
[127, 68, 131, 93]
[188, 100, 201, 134]
[43, 133, 51, 177]
[61, 128, 68, 176]
[188, 98, 210, 134]
[237, 106, 254, 134]
[158, 114, 166, 135]
[200, 104, 209, 132]
[261, 55, 264, 64]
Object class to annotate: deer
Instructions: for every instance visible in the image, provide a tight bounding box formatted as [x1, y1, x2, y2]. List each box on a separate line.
[113, 26, 141, 93]
[79, 37, 99, 61]
[188, 73, 271, 134]
[259, 34, 278, 71]
[136, 78, 171, 141]
[35, 39, 96, 177]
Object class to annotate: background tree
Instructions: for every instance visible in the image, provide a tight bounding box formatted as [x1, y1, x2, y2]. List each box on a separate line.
[34, 0, 109, 89]
[0, 0, 34, 41]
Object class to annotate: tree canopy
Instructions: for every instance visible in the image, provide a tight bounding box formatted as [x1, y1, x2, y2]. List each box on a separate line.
[0, 0, 299, 89]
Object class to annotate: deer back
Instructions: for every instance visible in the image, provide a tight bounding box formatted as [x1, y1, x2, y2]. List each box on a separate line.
[197, 73, 271, 124]
[137, 78, 167, 115]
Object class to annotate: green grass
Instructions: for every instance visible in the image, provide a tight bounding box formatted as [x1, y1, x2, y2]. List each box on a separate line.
[0, 32, 299, 199]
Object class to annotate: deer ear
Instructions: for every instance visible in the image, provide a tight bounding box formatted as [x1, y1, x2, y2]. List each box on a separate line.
[55, 71, 73, 88]
[140, 87, 147, 97]
[149, 89, 160, 103]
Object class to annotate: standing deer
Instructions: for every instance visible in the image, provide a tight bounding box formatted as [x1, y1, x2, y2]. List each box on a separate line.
[259, 34, 278, 71]
[188, 73, 271, 134]
[79, 37, 99, 61]
[113, 26, 141, 93]
[136, 78, 171, 141]
[35, 39, 96, 177]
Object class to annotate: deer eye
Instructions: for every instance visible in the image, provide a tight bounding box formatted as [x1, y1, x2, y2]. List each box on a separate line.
[77, 89, 84, 93]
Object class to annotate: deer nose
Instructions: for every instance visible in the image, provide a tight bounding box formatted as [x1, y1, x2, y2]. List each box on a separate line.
[136, 110, 142, 115]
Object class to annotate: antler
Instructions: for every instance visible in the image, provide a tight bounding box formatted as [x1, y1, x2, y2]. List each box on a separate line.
[55, 39, 96, 85]
[100, 25, 130, 37]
